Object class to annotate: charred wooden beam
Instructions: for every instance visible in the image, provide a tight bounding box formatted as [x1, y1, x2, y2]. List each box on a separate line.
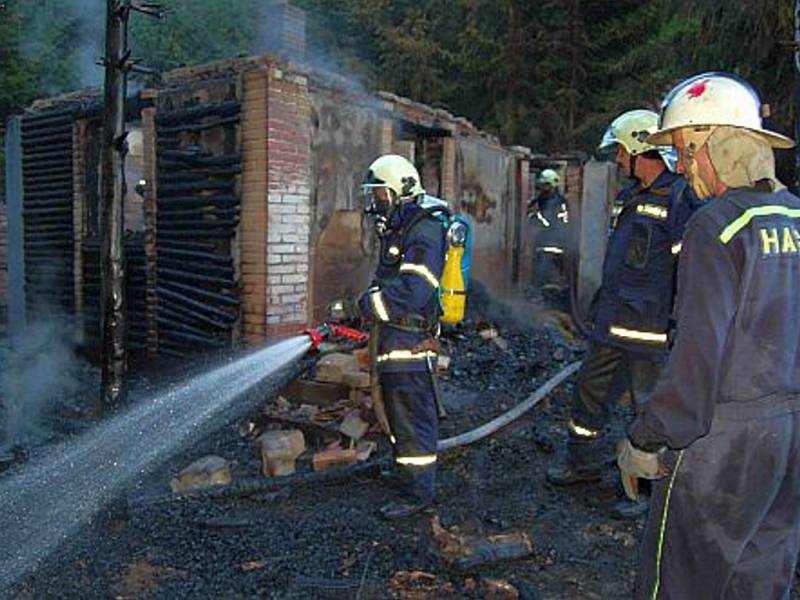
[155, 218, 239, 229]
[158, 329, 227, 348]
[159, 304, 232, 332]
[157, 318, 221, 342]
[159, 154, 240, 168]
[158, 170, 239, 184]
[156, 287, 237, 324]
[158, 115, 240, 135]
[22, 109, 75, 124]
[157, 267, 235, 288]
[158, 247, 232, 266]
[157, 206, 240, 219]
[158, 180, 236, 195]
[23, 207, 73, 216]
[157, 229, 235, 239]
[21, 133, 73, 146]
[156, 194, 240, 208]
[23, 159, 74, 172]
[157, 240, 218, 252]
[160, 279, 239, 307]
[155, 101, 240, 125]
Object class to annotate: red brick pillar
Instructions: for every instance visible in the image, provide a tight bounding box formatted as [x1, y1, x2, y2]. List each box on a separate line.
[265, 66, 312, 337]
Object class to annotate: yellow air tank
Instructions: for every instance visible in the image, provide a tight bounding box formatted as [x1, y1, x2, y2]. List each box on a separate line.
[440, 222, 468, 324]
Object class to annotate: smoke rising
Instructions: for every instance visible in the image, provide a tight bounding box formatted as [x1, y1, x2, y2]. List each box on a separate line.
[16, 0, 104, 92]
[0, 315, 93, 453]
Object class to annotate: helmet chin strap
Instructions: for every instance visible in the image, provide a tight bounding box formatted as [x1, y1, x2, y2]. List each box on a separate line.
[686, 157, 715, 199]
[629, 155, 638, 180]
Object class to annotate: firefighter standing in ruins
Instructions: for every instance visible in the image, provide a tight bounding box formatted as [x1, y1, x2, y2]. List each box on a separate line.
[546, 109, 701, 519]
[616, 73, 800, 598]
[333, 154, 448, 520]
[528, 169, 570, 294]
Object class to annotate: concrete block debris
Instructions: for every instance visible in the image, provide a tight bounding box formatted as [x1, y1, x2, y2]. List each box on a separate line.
[338, 409, 369, 441]
[314, 352, 360, 384]
[170, 455, 233, 493]
[352, 346, 371, 371]
[355, 440, 377, 462]
[257, 429, 306, 477]
[281, 379, 350, 407]
[312, 443, 358, 472]
[342, 370, 370, 390]
[431, 515, 533, 569]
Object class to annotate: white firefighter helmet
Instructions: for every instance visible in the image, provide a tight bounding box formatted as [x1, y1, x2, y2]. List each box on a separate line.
[599, 109, 678, 170]
[362, 154, 425, 200]
[537, 169, 560, 186]
[598, 109, 665, 156]
[648, 72, 794, 149]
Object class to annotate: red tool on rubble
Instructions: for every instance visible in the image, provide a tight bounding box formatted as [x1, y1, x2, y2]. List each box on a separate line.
[302, 322, 368, 352]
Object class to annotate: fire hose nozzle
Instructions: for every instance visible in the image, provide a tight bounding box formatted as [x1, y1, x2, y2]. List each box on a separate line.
[302, 322, 368, 351]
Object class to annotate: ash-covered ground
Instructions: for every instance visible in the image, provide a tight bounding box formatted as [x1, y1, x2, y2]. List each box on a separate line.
[4, 287, 800, 599]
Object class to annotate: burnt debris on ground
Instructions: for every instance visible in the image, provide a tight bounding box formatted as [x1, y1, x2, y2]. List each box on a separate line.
[4, 288, 799, 599]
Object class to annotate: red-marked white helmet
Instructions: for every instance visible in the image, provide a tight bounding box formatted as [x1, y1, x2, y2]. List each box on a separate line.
[648, 72, 794, 149]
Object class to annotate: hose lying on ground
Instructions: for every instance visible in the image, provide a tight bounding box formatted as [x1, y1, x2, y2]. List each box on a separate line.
[438, 360, 582, 451]
[135, 360, 582, 504]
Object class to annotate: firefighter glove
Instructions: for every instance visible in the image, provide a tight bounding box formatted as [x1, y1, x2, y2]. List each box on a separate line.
[616, 438, 668, 500]
[327, 298, 360, 323]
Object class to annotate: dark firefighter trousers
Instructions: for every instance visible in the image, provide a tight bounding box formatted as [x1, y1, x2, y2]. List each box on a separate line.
[635, 409, 800, 599]
[571, 344, 663, 437]
[381, 371, 438, 502]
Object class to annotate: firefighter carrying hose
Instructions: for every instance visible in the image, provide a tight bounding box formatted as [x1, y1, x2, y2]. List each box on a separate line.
[331, 154, 449, 520]
[617, 73, 800, 598]
[528, 168, 570, 295]
[547, 109, 702, 519]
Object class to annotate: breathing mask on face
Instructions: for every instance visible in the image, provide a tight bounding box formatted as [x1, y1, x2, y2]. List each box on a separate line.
[362, 185, 396, 236]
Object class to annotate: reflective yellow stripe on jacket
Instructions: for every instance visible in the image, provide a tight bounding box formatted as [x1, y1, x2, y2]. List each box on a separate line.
[369, 290, 390, 322]
[399, 263, 439, 289]
[636, 204, 669, 220]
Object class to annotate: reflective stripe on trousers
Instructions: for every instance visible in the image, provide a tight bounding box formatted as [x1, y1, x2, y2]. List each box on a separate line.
[609, 325, 668, 344]
[377, 350, 437, 363]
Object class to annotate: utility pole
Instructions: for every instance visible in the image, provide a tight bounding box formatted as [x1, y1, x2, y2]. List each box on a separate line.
[99, 0, 161, 407]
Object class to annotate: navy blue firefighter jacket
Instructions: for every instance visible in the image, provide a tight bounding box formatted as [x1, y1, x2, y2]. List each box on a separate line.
[358, 202, 447, 374]
[591, 170, 702, 356]
[629, 186, 800, 451]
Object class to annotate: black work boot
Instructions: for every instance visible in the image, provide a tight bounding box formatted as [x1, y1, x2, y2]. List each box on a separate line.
[611, 496, 650, 520]
[546, 437, 604, 486]
[379, 497, 432, 520]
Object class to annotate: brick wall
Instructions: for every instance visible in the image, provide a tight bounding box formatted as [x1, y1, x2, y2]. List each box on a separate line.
[240, 68, 270, 344]
[265, 67, 312, 336]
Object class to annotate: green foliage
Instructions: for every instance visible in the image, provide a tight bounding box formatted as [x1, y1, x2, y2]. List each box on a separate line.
[130, 0, 259, 72]
[0, 0, 796, 163]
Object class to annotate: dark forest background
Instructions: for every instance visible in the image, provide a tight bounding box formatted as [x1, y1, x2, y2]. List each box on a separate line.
[1, 0, 796, 188]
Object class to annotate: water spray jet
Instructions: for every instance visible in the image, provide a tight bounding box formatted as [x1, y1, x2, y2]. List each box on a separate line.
[0, 335, 311, 591]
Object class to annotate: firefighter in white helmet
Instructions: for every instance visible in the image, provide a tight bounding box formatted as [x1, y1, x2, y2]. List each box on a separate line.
[334, 154, 449, 520]
[547, 109, 702, 520]
[527, 168, 570, 296]
[615, 73, 800, 598]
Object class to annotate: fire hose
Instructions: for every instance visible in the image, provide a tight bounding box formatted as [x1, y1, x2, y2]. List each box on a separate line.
[148, 356, 583, 503]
